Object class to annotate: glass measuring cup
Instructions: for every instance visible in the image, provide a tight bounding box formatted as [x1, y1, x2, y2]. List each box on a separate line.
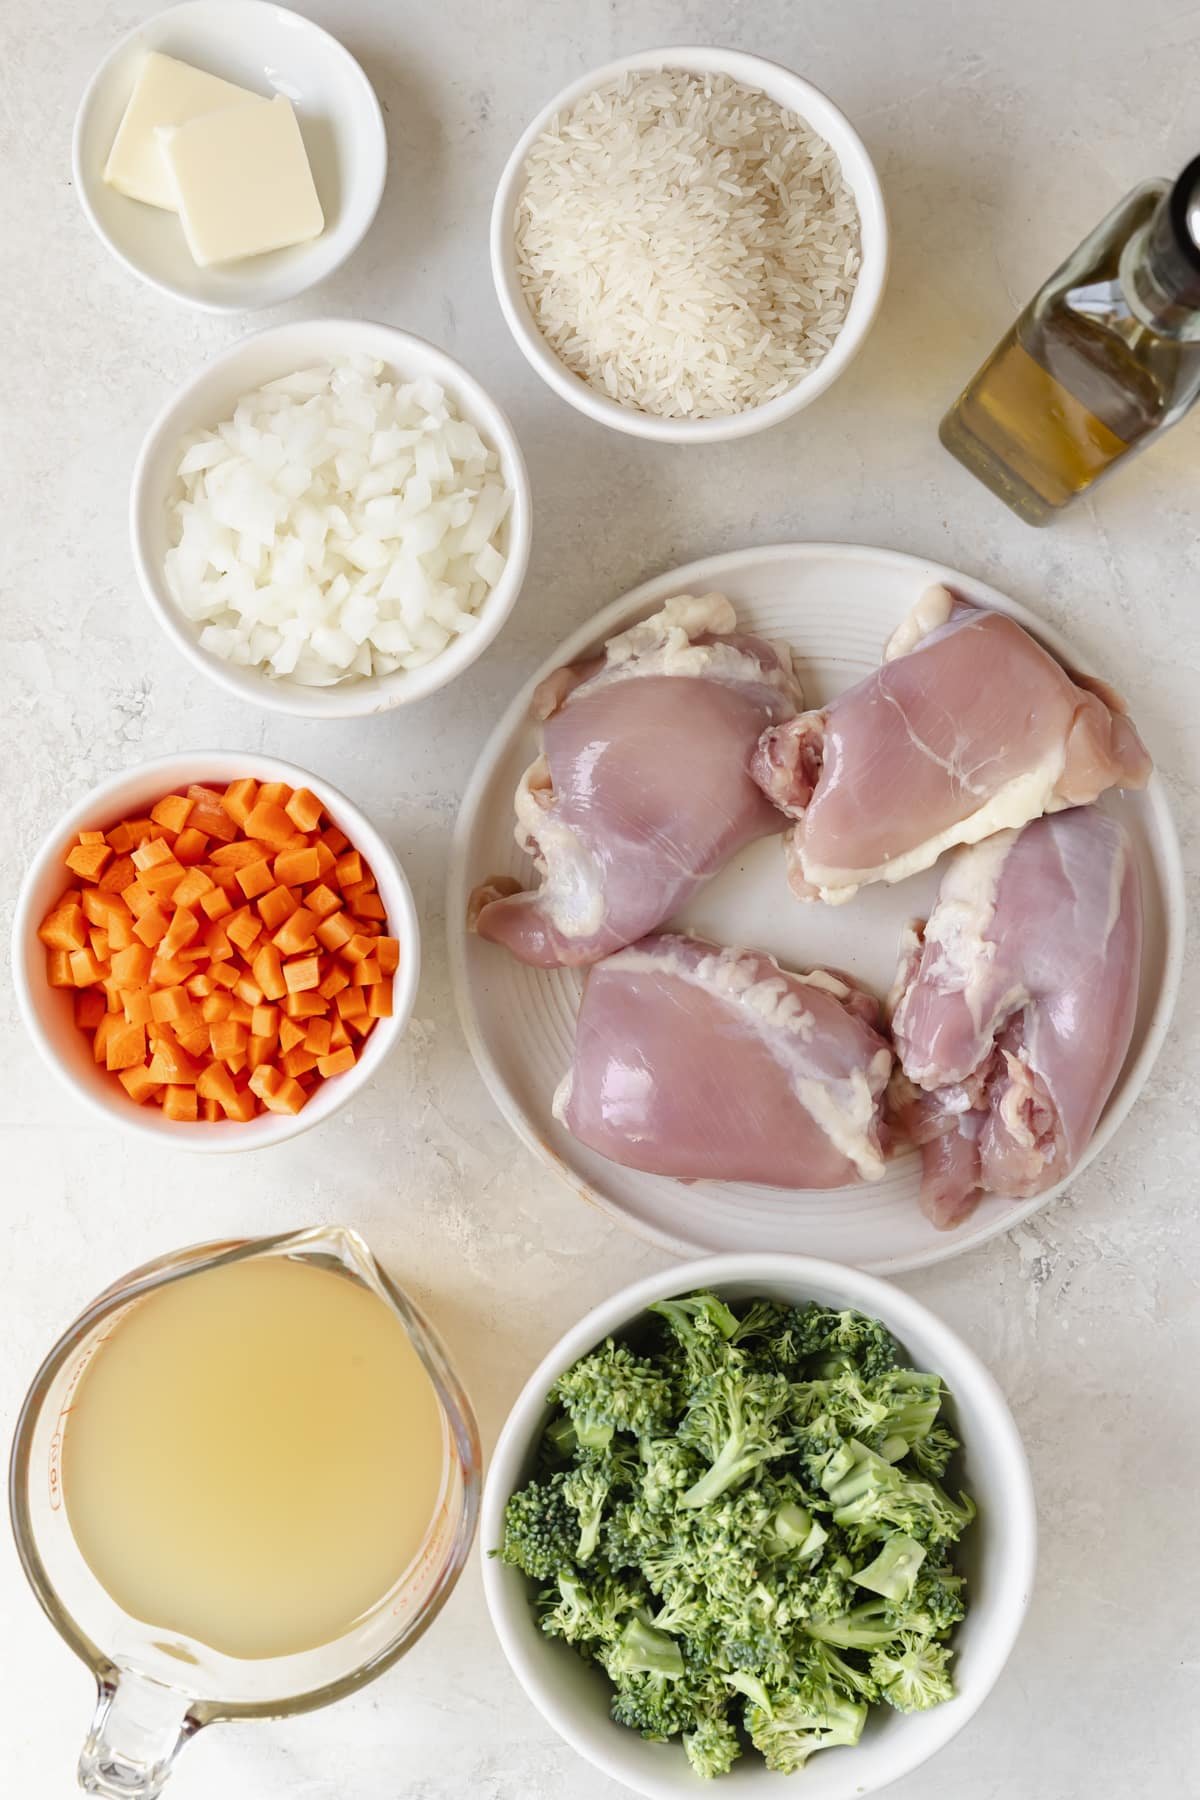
[8, 1226, 481, 1798]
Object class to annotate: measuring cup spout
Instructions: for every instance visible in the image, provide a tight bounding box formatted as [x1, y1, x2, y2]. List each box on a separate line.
[78, 1670, 198, 1799]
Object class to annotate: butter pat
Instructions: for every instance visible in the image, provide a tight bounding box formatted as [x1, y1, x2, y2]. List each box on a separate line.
[159, 96, 325, 267]
[103, 51, 265, 210]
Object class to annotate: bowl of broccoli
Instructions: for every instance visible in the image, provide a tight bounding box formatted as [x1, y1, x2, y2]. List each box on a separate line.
[482, 1255, 1034, 1798]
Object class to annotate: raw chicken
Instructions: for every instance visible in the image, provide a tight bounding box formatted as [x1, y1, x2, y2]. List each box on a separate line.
[889, 807, 1143, 1227]
[470, 595, 801, 967]
[554, 932, 894, 1187]
[752, 585, 1152, 903]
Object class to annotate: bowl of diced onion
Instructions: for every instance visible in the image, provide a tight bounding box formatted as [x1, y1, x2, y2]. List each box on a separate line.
[130, 318, 532, 716]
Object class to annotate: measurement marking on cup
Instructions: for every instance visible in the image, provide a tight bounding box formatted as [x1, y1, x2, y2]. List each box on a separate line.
[47, 1311, 129, 1510]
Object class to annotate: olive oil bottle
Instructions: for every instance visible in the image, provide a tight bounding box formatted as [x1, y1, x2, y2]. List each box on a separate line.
[941, 155, 1200, 523]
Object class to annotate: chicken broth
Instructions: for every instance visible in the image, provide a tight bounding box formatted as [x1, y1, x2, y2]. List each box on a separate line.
[62, 1256, 447, 1661]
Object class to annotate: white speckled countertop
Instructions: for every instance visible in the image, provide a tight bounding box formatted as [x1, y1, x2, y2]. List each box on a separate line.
[2, 2, 1198, 1794]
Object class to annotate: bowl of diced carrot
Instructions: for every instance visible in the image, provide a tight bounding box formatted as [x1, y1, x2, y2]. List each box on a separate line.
[12, 752, 419, 1149]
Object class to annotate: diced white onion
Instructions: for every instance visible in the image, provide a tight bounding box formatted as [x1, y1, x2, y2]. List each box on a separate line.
[165, 357, 514, 687]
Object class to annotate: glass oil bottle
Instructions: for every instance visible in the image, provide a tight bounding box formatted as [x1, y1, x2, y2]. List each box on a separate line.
[940, 155, 1200, 523]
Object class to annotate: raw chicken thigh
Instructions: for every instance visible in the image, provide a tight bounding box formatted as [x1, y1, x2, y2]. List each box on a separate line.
[753, 585, 1152, 904]
[890, 807, 1143, 1227]
[554, 933, 894, 1187]
[470, 596, 801, 967]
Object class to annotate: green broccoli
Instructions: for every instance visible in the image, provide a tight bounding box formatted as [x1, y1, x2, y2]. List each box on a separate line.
[742, 1683, 868, 1773]
[870, 1632, 955, 1711]
[498, 1472, 578, 1581]
[678, 1364, 793, 1506]
[495, 1290, 973, 1780]
[550, 1339, 673, 1450]
[683, 1707, 742, 1779]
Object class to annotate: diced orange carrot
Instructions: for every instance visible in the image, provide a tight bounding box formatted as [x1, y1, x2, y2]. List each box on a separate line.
[243, 800, 293, 849]
[282, 1045, 318, 1078]
[282, 990, 325, 1019]
[111, 942, 154, 985]
[160, 905, 200, 958]
[251, 943, 286, 1001]
[257, 885, 298, 930]
[150, 952, 198, 987]
[318, 963, 349, 1000]
[150, 986, 190, 1024]
[246, 1032, 277, 1071]
[172, 828, 210, 865]
[75, 989, 106, 1029]
[225, 1084, 258, 1122]
[78, 829, 106, 845]
[226, 996, 254, 1027]
[123, 988, 156, 1028]
[98, 853, 137, 893]
[339, 932, 376, 965]
[150, 794, 193, 834]
[221, 778, 259, 826]
[303, 1017, 332, 1056]
[352, 891, 388, 921]
[304, 883, 341, 920]
[375, 936, 401, 975]
[321, 825, 349, 856]
[163, 1085, 199, 1122]
[283, 955, 320, 994]
[66, 841, 112, 883]
[201, 992, 234, 1024]
[313, 839, 338, 879]
[39, 899, 88, 952]
[248, 1064, 283, 1102]
[352, 957, 382, 987]
[132, 836, 175, 873]
[257, 781, 293, 807]
[202, 919, 234, 962]
[335, 984, 368, 1021]
[185, 785, 238, 843]
[118, 1064, 162, 1105]
[132, 904, 169, 948]
[176, 1022, 211, 1059]
[69, 947, 106, 986]
[122, 879, 156, 919]
[250, 1003, 279, 1038]
[273, 845, 321, 887]
[186, 971, 214, 999]
[209, 839, 264, 870]
[106, 1020, 147, 1072]
[225, 907, 262, 954]
[198, 886, 232, 921]
[328, 1016, 351, 1050]
[285, 787, 323, 832]
[270, 1076, 308, 1115]
[273, 906, 318, 956]
[92, 1013, 116, 1064]
[210, 1019, 248, 1059]
[196, 1060, 240, 1112]
[278, 1017, 307, 1054]
[146, 1039, 201, 1084]
[315, 911, 354, 952]
[171, 867, 213, 909]
[236, 859, 274, 900]
[316, 1046, 356, 1078]
[334, 850, 364, 887]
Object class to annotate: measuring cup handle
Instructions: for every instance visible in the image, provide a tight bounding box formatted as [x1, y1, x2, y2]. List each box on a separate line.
[78, 1670, 198, 1799]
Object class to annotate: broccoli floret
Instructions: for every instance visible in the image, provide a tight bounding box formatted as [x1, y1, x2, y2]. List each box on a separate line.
[851, 1533, 927, 1602]
[650, 1292, 739, 1386]
[800, 1639, 882, 1703]
[683, 1707, 742, 1780]
[768, 1498, 829, 1561]
[562, 1457, 615, 1564]
[792, 1305, 899, 1381]
[903, 1566, 967, 1634]
[742, 1683, 867, 1773]
[820, 1438, 976, 1545]
[678, 1364, 793, 1506]
[550, 1340, 673, 1450]
[870, 1633, 955, 1711]
[640, 1435, 703, 1510]
[539, 1571, 638, 1650]
[498, 1472, 578, 1581]
[539, 1413, 579, 1465]
[804, 1596, 899, 1649]
[909, 1422, 959, 1479]
[602, 1611, 686, 1680]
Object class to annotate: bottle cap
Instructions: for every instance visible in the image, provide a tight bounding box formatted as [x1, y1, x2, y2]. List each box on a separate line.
[1156, 153, 1200, 305]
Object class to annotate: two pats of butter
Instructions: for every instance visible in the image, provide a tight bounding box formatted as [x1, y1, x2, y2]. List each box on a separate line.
[104, 52, 323, 268]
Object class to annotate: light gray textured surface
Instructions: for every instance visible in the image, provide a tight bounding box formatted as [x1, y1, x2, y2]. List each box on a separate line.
[2, 2, 1198, 1796]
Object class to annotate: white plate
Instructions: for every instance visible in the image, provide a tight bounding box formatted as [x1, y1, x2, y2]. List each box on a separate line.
[73, 1, 386, 313]
[448, 543, 1184, 1274]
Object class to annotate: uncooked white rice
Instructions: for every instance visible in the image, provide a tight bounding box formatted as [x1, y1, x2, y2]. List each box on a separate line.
[515, 70, 861, 420]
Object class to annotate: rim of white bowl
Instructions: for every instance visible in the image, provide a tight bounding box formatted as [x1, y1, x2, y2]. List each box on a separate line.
[129, 318, 534, 718]
[11, 752, 420, 1152]
[490, 46, 890, 445]
[481, 1253, 1037, 1800]
[71, 0, 387, 315]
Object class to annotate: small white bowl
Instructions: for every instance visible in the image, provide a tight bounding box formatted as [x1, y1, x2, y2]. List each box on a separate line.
[490, 47, 889, 445]
[72, 1, 386, 312]
[131, 318, 533, 718]
[482, 1255, 1036, 1800]
[12, 753, 420, 1152]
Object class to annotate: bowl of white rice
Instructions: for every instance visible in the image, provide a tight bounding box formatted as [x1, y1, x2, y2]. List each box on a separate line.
[130, 318, 532, 716]
[491, 48, 888, 443]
